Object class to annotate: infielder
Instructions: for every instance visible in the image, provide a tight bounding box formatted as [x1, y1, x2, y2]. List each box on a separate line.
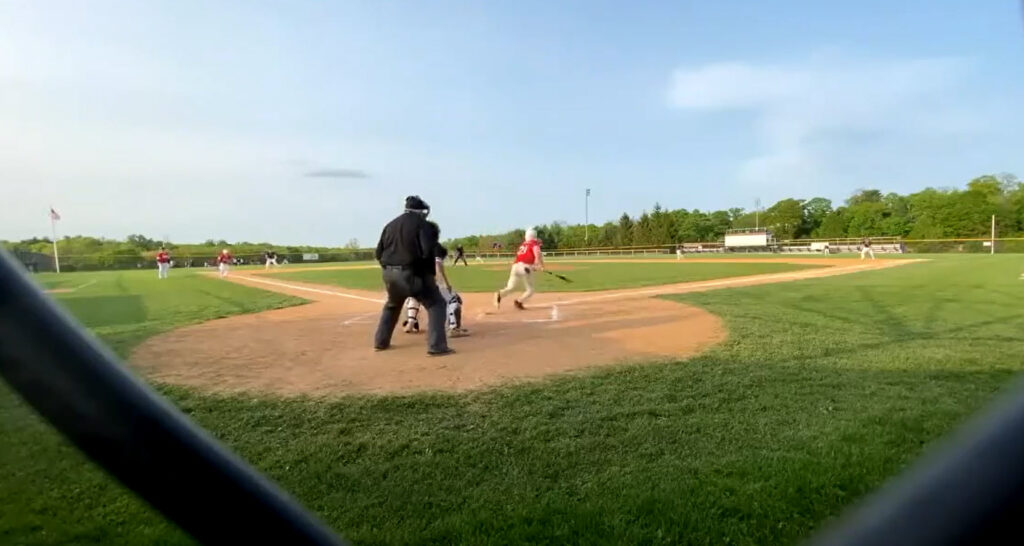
[860, 238, 875, 260]
[675, 244, 684, 260]
[452, 245, 469, 266]
[494, 228, 544, 310]
[156, 247, 171, 279]
[216, 248, 233, 277]
[403, 240, 468, 337]
[264, 249, 279, 270]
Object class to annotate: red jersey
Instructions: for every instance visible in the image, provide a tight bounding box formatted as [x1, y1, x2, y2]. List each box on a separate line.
[217, 252, 232, 264]
[514, 240, 542, 265]
[156, 251, 170, 263]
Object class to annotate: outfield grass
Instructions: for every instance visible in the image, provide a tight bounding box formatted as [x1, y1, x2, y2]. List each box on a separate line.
[272, 261, 822, 293]
[3, 256, 1024, 544]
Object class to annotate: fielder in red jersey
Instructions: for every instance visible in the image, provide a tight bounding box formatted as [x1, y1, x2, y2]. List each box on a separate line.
[156, 247, 171, 279]
[216, 249, 232, 278]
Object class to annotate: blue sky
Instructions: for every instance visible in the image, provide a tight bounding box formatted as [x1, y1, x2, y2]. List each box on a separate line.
[3, 0, 1023, 246]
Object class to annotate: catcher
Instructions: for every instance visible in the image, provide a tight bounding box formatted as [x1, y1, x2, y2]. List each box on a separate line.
[402, 235, 469, 337]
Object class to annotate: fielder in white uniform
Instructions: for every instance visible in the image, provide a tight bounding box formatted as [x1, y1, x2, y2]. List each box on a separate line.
[264, 250, 280, 270]
[860, 238, 875, 260]
[402, 243, 468, 337]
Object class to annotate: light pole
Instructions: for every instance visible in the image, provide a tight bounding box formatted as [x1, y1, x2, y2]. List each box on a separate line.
[585, 188, 591, 244]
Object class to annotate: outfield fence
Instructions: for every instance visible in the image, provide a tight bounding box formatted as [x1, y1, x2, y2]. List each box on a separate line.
[19, 250, 376, 273]
[16, 236, 1024, 272]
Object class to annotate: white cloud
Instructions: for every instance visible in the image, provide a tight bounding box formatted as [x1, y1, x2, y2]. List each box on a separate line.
[667, 55, 981, 193]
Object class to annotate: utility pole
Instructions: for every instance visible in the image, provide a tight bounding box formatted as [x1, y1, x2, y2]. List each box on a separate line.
[585, 188, 591, 243]
[991, 214, 996, 255]
[755, 198, 761, 230]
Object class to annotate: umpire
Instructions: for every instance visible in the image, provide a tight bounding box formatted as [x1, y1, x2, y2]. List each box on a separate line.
[373, 196, 454, 356]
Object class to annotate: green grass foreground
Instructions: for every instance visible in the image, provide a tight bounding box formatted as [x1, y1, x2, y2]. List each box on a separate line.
[272, 260, 822, 293]
[2, 256, 1024, 544]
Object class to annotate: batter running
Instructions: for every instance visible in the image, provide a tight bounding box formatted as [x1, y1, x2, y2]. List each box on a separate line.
[494, 228, 544, 310]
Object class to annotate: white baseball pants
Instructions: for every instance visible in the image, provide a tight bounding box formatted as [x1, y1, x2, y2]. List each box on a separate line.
[405, 287, 461, 330]
[158, 262, 170, 279]
[498, 262, 535, 303]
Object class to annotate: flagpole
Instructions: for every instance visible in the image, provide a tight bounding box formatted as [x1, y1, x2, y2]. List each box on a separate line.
[585, 188, 590, 244]
[50, 207, 61, 273]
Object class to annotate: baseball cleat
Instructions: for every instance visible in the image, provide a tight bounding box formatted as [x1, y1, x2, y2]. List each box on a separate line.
[403, 320, 419, 333]
[427, 348, 456, 357]
[513, 300, 525, 310]
[494, 292, 501, 308]
[448, 328, 470, 338]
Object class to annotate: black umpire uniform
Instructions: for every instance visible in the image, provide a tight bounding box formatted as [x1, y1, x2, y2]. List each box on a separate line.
[373, 196, 453, 356]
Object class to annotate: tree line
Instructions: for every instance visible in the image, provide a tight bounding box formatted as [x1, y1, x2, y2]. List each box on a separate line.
[445, 174, 1023, 251]
[4, 173, 1021, 260]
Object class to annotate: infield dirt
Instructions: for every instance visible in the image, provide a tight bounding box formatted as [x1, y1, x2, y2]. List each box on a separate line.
[132, 258, 913, 395]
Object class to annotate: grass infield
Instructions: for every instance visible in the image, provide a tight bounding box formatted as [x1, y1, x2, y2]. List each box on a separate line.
[271, 260, 823, 293]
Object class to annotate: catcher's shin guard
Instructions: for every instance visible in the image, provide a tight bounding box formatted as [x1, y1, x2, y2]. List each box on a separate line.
[402, 298, 420, 332]
[447, 292, 462, 330]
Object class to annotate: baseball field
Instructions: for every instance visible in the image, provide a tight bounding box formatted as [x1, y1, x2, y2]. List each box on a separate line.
[3, 254, 1023, 544]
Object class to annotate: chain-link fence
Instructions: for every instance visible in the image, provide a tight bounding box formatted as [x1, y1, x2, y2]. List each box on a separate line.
[15, 237, 1024, 272]
[19, 249, 377, 273]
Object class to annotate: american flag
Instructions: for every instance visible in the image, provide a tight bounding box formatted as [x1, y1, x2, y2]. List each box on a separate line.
[49, 207, 61, 221]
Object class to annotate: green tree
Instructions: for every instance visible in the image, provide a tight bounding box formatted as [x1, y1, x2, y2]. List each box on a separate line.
[597, 222, 618, 247]
[801, 198, 832, 237]
[730, 211, 759, 230]
[632, 212, 653, 245]
[649, 203, 676, 243]
[816, 210, 849, 238]
[879, 193, 911, 236]
[616, 213, 634, 246]
[847, 189, 883, 207]
[764, 198, 804, 240]
[126, 234, 159, 250]
[845, 202, 887, 236]
[707, 210, 733, 240]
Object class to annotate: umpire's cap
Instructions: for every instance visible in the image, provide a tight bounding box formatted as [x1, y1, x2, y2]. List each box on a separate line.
[404, 195, 430, 215]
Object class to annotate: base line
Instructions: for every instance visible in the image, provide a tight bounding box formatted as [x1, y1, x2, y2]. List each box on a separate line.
[234, 275, 384, 304]
[546, 263, 881, 307]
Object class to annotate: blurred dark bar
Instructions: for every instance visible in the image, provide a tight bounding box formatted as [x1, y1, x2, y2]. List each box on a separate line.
[0, 248, 346, 545]
[808, 377, 1024, 545]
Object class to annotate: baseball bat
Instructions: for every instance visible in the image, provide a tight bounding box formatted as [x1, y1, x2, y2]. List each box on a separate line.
[544, 270, 573, 283]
